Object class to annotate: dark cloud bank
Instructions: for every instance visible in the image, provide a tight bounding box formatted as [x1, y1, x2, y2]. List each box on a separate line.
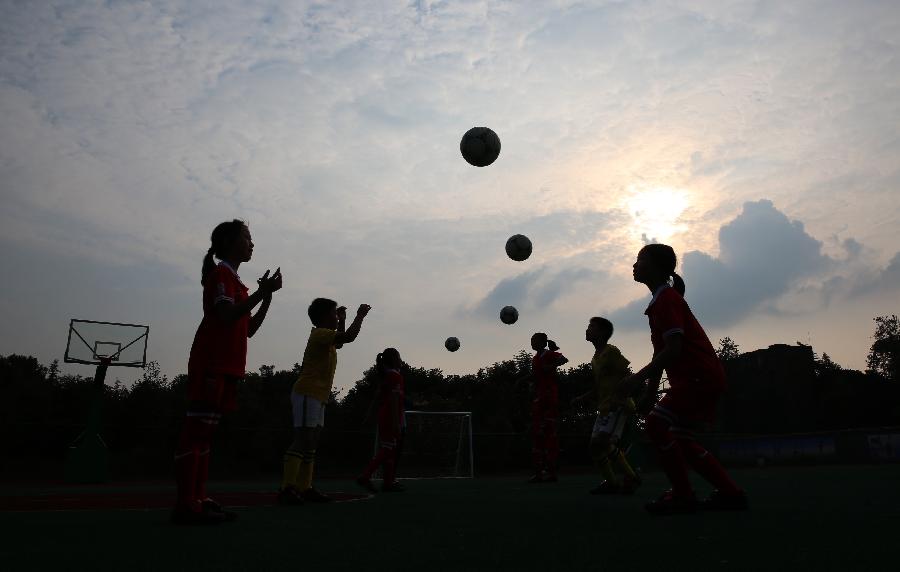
[473, 200, 899, 330]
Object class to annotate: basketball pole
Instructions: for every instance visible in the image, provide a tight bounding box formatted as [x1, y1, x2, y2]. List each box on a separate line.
[64, 357, 112, 483]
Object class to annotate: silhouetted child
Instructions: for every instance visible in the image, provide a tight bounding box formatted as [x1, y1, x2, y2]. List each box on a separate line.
[357, 348, 407, 493]
[621, 243, 747, 515]
[173, 220, 282, 524]
[573, 317, 641, 494]
[278, 299, 370, 504]
[520, 333, 569, 482]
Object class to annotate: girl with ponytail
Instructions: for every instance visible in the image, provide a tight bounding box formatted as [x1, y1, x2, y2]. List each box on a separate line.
[173, 220, 283, 524]
[622, 243, 746, 515]
[357, 348, 406, 493]
[520, 332, 568, 483]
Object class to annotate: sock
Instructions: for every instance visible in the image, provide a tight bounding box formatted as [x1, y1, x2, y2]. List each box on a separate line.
[680, 440, 741, 495]
[174, 448, 199, 511]
[174, 417, 203, 511]
[282, 451, 303, 490]
[295, 450, 316, 491]
[361, 447, 389, 480]
[647, 414, 693, 499]
[195, 448, 210, 501]
[595, 446, 619, 485]
[382, 452, 397, 486]
[615, 449, 638, 480]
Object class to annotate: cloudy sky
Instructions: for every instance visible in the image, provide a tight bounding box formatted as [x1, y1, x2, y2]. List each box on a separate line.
[2, 0, 899, 393]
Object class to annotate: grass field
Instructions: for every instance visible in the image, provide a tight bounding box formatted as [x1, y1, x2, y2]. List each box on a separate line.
[1, 464, 898, 571]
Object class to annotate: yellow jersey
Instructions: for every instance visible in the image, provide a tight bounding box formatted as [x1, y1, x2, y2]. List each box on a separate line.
[293, 327, 338, 402]
[591, 343, 634, 416]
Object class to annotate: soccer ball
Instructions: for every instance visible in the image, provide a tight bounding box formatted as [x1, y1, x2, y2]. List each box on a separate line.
[505, 234, 532, 262]
[445, 337, 461, 352]
[500, 306, 519, 325]
[460, 127, 501, 167]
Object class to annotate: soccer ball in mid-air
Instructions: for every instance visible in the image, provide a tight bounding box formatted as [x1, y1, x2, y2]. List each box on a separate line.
[500, 306, 519, 325]
[445, 337, 461, 352]
[460, 127, 501, 167]
[505, 234, 532, 262]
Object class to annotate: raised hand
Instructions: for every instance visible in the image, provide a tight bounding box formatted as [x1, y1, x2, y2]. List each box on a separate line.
[257, 267, 283, 295]
[356, 304, 372, 317]
[336, 306, 347, 321]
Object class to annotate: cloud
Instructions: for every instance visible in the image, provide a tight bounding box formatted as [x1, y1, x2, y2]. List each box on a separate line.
[609, 200, 833, 329]
[468, 264, 603, 319]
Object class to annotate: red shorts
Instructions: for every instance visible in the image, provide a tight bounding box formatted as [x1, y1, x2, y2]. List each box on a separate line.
[187, 371, 241, 413]
[658, 385, 722, 426]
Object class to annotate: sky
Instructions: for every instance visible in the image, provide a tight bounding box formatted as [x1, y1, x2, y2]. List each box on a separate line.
[1, 0, 899, 395]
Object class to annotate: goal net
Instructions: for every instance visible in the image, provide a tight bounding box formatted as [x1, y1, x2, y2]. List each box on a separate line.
[375, 411, 474, 479]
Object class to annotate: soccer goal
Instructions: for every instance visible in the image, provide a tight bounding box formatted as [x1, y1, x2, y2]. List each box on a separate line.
[375, 411, 474, 479]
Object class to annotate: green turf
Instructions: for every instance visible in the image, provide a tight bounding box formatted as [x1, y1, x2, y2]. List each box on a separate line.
[1, 465, 898, 571]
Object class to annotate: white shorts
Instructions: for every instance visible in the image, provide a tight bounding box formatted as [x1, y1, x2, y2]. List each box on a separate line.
[291, 393, 326, 428]
[592, 409, 629, 441]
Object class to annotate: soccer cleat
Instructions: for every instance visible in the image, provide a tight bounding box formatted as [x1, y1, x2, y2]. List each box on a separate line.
[699, 489, 749, 511]
[201, 498, 238, 521]
[276, 487, 304, 506]
[355, 476, 378, 493]
[381, 482, 407, 493]
[644, 490, 697, 515]
[302, 487, 334, 503]
[170, 506, 225, 525]
[589, 480, 622, 495]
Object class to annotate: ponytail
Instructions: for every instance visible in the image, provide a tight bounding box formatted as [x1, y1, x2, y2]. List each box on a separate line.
[375, 352, 386, 378]
[201, 219, 246, 284]
[671, 271, 686, 296]
[547, 340, 560, 352]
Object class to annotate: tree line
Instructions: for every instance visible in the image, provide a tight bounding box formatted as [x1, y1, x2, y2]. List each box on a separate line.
[1, 315, 897, 477]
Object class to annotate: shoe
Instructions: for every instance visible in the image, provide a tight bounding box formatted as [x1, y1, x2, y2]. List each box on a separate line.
[356, 476, 378, 493]
[527, 473, 544, 483]
[644, 490, 697, 515]
[381, 482, 407, 493]
[699, 489, 749, 511]
[589, 480, 622, 495]
[302, 487, 333, 503]
[542, 473, 558, 483]
[201, 498, 238, 521]
[276, 487, 304, 506]
[621, 475, 642, 495]
[171, 505, 225, 525]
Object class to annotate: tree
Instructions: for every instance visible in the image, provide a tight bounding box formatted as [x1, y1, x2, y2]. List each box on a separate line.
[715, 337, 741, 362]
[867, 314, 900, 382]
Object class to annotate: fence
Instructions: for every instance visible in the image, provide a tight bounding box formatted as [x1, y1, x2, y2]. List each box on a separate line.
[3, 420, 900, 480]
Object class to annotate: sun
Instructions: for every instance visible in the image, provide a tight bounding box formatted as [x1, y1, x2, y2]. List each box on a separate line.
[625, 185, 690, 243]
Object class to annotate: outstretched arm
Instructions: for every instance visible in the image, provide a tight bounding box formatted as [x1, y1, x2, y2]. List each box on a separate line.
[334, 304, 371, 347]
[620, 333, 683, 396]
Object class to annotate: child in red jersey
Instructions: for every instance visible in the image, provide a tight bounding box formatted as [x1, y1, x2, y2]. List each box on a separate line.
[357, 348, 407, 493]
[520, 333, 569, 482]
[620, 243, 747, 515]
[172, 220, 282, 525]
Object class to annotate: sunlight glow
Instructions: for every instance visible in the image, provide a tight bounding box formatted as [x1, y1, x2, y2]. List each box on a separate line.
[625, 186, 690, 243]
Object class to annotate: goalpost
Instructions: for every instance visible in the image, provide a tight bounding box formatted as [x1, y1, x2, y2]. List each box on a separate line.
[374, 411, 474, 479]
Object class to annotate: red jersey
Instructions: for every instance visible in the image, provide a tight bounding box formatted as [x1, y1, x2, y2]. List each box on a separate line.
[645, 285, 725, 391]
[532, 350, 563, 397]
[188, 262, 250, 377]
[377, 369, 405, 425]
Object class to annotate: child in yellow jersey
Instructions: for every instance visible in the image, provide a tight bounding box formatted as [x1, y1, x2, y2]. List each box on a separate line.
[278, 298, 371, 505]
[573, 317, 642, 495]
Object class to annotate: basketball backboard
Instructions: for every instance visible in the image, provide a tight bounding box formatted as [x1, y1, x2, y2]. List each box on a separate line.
[64, 319, 149, 368]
